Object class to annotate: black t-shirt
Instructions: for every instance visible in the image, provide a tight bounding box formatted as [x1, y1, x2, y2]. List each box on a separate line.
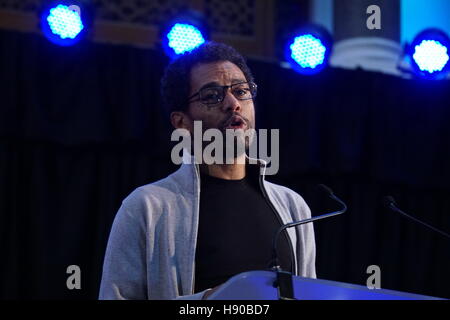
[194, 170, 293, 293]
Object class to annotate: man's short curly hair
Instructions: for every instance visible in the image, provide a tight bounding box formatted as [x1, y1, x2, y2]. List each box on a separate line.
[160, 41, 255, 115]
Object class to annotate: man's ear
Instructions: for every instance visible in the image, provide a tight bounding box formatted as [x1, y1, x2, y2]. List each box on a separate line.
[170, 111, 191, 130]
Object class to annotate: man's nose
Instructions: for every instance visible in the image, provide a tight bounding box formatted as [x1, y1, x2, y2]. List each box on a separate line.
[221, 90, 241, 113]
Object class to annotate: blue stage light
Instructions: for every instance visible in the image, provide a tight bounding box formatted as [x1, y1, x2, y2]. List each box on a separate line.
[409, 29, 450, 79]
[41, 1, 92, 46]
[413, 40, 449, 73]
[47, 4, 84, 39]
[284, 25, 332, 75]
[161, 10, 209, 59]
[290, 34, 326, 69]
[166, 23, 205, 55]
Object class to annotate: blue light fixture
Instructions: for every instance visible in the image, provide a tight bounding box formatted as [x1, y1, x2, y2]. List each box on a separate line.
[41, 1, 92, 46]
[409, 29, 450, 79]
[161, 10, 209, 59]
[166, 23, 205, 55]
[47, 4, 84, 39]
[284, 25, 332, 75]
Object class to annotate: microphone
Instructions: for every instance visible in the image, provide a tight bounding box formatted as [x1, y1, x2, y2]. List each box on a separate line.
[270, 184, 347, 271]
[383, 196, 450, 240]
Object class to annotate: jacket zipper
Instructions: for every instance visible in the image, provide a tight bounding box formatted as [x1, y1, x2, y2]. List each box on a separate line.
[191, 164, 201, 295]
[258, 170, 296, 274]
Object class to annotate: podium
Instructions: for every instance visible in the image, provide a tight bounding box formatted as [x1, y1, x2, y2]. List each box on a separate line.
[207, 270, 444, 300]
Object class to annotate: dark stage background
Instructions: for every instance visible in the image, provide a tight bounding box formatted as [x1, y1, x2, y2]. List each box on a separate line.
[1, 29, 449, 299]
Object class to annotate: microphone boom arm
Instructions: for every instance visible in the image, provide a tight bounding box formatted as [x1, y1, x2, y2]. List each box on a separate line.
[270, 190, 347, 271]
[384, 197, 450, 240]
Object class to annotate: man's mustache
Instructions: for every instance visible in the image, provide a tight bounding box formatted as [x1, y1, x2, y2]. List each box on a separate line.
[220, 113, 252, 130]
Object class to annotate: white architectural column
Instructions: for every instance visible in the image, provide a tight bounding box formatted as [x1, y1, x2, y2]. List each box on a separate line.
[311, 0, 402, 76]
[331, 0, 401, 75]
[330, 37, 403, 76]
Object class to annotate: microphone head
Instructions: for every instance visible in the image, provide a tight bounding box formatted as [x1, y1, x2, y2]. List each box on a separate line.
[383, 196, 397, 208]
[318, 184, 334, 196]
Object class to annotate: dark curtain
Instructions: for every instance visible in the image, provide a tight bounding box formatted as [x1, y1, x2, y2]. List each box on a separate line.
[1, 30, 449, 299]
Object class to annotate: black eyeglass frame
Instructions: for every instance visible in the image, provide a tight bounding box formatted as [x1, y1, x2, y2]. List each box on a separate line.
[187, 81, 257, 106]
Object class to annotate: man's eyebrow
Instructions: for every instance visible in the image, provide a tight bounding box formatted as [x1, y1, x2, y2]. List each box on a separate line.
[231, 78, 247, 84]
[198, 81, 221, 90]
[198, 79, 247, 90]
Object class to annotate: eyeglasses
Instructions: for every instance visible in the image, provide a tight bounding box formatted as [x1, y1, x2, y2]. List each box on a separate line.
[188, 81, 257, 106]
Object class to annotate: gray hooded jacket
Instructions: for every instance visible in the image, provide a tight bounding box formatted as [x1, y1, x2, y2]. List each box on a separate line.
[99, 158, 316, 300]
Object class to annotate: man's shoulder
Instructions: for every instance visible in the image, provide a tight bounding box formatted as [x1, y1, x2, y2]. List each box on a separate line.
[121, 166, 188, 210]
[263, 180, 311, 219]
[264, 180, 306, 204]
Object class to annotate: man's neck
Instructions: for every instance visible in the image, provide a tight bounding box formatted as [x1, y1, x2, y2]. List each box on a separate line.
[200, 156, 246, 180]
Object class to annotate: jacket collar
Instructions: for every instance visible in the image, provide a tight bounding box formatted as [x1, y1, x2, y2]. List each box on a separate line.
[182, 148, 267, 174]
[176, 149, 267, 194]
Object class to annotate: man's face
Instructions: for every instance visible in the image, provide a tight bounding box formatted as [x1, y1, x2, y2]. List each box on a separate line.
[185, 60, 256, 133]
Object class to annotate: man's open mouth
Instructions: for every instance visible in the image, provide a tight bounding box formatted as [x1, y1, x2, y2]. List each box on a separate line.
[223, 115, 247, 130]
